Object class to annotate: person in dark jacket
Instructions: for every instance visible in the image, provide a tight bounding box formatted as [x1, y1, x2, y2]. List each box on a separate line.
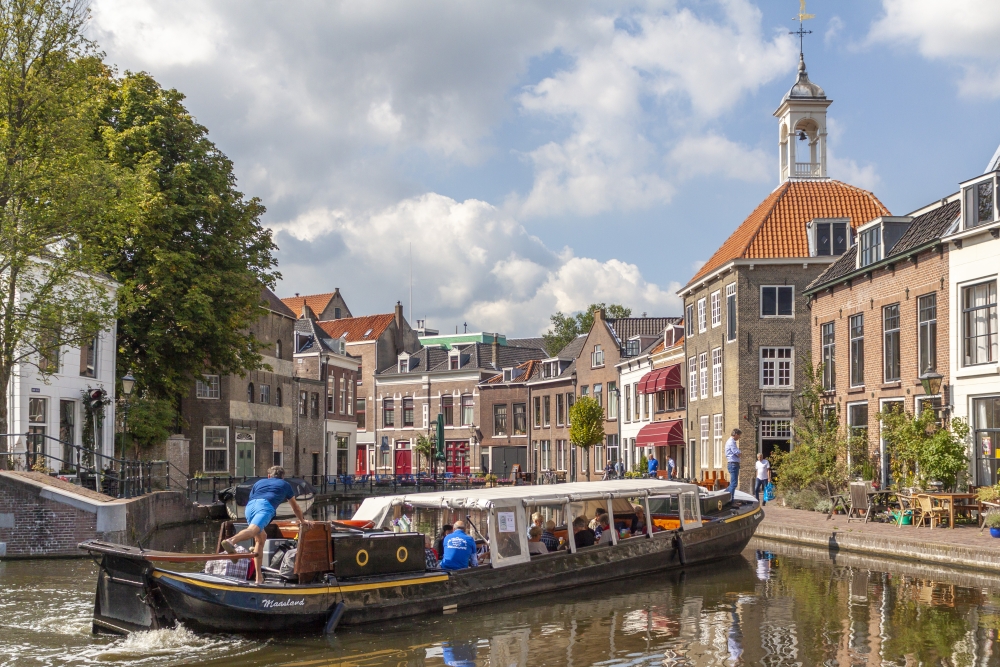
[433, 524, 453, 561]
[572, 516, 596, 549]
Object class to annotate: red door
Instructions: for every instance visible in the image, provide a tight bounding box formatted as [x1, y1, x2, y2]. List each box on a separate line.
[446, 441, 469, 474]
[356, 447, 367, 473]
[394, 449, 412, 474]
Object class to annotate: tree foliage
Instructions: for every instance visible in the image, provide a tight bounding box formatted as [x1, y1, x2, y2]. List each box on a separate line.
[569, 395, 605, 476]
[120, 394, 176, 458]
[414, 434, 434, 473]
[0, 1, 129, 442]
[771, 359, 848, 496]
[879, 405, 969, 490]
[542, 303, 631, 356]
[93, 72, 279, 401]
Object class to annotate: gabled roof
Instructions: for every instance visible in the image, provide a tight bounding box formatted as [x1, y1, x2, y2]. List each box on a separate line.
[261, 287, 296, 318]
[806, 199, 959, 293]
[606, 318, 681, 346]
[554, 334, 587, 360]
[281, 293, 336, 317]
[507, 337, 546, 350]
[483, 359, 542, 385]
[686, 180, 889, 287]
[317, 314, 395, 343]
[379, 342, 546, 376]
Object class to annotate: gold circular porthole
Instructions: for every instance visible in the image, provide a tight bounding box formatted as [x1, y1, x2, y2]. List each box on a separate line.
[356, 549, 369, 567]
[396, 546, 408, 563]
[717, 500, 723, 511]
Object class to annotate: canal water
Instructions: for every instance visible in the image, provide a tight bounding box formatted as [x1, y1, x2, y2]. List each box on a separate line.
[2, 515, 1000, 665]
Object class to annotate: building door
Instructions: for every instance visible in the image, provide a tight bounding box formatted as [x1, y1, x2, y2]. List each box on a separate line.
[336, 436, 349, 476]
[394, 449, 412, 474]
[311, 452, 320, 482]
[974, 397, 1000, 486]
[235, 430, 255, 477]
[59, 400, 75, 471]
[446, 440, 470, 474]
[489, 445, 525, 478]
[356, 446, 368, 473]
[759, 419, 792, 460]
[879, 399, 904, 487]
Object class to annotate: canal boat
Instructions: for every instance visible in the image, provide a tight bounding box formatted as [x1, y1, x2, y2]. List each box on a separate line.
[218, 477, 316, 521]
[80, 479, 762, 635]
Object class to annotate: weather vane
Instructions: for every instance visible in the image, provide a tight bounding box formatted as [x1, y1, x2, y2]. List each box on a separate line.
[791, 0, 815, 57]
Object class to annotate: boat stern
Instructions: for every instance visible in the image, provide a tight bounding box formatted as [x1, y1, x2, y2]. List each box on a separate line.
[80, 540, 175, 635]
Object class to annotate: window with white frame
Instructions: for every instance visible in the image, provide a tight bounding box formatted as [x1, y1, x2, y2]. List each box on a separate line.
[859, 225, 881, 267]
[713, 414, 723, 468]
[726, 283, 737, 342]
[699, 352, 708, 399]
[689, 357, 698, 402]
[592, 345, 604, 368]
[711, 348, 722, 396]
[461, 394, 474, 425]
[700, 416, 709, 469]
[760, 286, 793, 317]
[697, 298, 707, 332]
[204, 426, 229, 473]
[883, 304, 901, 382]
[918, 293, 937, 373]
[196, 375, 220, 399]
[710, 291, 721, 327]
[814, 220, 849, 256]
[963, 175, 997, 229]
[633, 383, 640, 419]
[759, 419, 792, 439]
[963, 281, 998, 366]
[760, 347, 793, 388]
[850, 314, 865, 386]
[340, 377, 347, 413]
[624, 385, 631, 423]
[557, 440, 567, 470]
[494, 404, 508, 436]
[821, 322, 835, 391]
[686, 304, 695, 336]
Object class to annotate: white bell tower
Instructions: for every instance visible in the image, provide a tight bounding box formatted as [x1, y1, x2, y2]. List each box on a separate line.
[774, 54, 831, 183]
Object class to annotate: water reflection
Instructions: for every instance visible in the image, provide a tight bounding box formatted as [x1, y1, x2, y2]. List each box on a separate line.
[3, 527, 1000, 666]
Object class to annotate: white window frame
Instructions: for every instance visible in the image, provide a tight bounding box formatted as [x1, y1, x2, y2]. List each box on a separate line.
[688, 357, 698, 402]
[699, 416, 710, 469]
[710, 291, 721, 328]
[686, 304, 695, 336]
[760, 285, 795, 318]
[203, 426, 229, 473]
[725, 282, 737, 343]
[713, 414, 723, 468]
[196, 375, 221, 399]
[759, 419, 792, 439]
[697, 298, 707, 332]
[592, 345, 604, 368]
[760, 347, 794, 389]
[699, 352, 708, 399]
[711, 347, 722, 397]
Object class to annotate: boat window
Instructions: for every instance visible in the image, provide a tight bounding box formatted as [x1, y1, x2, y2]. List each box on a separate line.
[679, 491, 702, 530]
[493, 507, 523, 560]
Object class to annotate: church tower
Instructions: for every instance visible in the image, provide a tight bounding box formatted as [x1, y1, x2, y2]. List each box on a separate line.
[774, 54, 831, 183]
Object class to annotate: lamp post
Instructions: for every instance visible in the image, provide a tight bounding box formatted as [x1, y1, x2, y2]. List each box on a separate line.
[120, 372, 135, 459]
[918, 368, 944, 432]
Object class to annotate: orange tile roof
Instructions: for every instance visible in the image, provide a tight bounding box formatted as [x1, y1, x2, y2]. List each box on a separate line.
[317, 314, 395, 342]
[281, 293, 334, 318]
[686, 180, 889, 287]
[648, 340, 666, 355]
[484, 359, 540, 384]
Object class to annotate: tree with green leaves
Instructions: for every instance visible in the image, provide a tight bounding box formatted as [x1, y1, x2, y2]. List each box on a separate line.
[569, 395, 605, 479]
[0, 1, 132, 448]
[414, 434, 434, 473]
[879, 404, 969, 490]
[542, 303, 631, 356]
[93, 71, 279, 403]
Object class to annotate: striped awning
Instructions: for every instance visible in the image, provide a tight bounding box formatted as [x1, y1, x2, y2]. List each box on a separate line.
[636, 420, 685, 447]
[637, 364, 682, 394]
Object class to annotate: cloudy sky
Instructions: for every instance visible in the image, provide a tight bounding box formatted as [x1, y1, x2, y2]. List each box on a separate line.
[88, 0, 1000, 336]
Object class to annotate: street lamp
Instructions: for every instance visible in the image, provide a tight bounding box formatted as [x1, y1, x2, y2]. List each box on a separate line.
[120, 372, 135, 459]
[918, 369, 943, 397]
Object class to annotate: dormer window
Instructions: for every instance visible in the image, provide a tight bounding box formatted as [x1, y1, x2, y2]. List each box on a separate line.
[859, 225, 881, 267]
[810, 219, 849, 256]
[857, 217, 912, 269]
[624, 339, 640, 357]
[397, 353, 411, 373]
[296, 334, 314, 353]
[449, 353, 460, 370]
[963, 173, 998, 229]
[503, 368, 513, 382]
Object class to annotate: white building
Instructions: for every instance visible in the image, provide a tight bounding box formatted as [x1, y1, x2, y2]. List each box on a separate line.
[7, 319, 118, 472]
[944, 165, 1000, 486]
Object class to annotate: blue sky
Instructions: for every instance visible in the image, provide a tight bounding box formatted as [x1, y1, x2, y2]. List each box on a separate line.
[89, 0, 1000, 335]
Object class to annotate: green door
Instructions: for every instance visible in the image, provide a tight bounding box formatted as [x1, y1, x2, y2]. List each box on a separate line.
[236, 434, 255, 477]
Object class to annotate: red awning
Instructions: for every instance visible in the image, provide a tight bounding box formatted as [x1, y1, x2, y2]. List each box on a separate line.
[637, 364, 682, 394]
[636, 420, 685, 447]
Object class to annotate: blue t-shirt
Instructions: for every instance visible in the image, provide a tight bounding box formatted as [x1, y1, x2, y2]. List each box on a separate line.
[648, 458, 659, 474]
[440, 529, 478, 570]
[248, 477, 295, 510]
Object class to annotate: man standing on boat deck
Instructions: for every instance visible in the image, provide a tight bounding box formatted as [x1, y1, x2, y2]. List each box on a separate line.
[724, 429, 742, 501]
[440, 520, 478, 570]
[221, 466, 310, 584]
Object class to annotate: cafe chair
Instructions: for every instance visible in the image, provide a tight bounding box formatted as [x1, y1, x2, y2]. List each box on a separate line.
[914, 494, 947, 529]
[847, 482, 873, 523]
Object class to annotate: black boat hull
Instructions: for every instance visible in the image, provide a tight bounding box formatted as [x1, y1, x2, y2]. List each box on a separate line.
[88, 504, 763, 634]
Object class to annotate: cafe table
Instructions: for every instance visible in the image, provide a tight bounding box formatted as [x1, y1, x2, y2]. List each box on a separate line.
[925, 493, 977, 529]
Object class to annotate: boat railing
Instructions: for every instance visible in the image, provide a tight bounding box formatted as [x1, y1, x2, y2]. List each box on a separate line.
[0, 433, 156, 498]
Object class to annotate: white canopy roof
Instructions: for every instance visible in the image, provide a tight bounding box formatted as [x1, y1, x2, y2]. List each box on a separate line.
[353, 479, 699, 520]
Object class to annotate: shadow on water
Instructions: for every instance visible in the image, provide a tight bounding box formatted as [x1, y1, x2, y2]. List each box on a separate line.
[4, 513, 1000, 666]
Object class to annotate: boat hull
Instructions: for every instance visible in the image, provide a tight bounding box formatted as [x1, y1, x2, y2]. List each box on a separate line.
[85, 503, 762, 634]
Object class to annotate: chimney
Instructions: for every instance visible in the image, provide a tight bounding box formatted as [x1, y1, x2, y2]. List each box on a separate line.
[300, 304, 316, 320]
[394, 301, 404, 350]
[492, 339, 500, 370]
[594, 307, 605, 321]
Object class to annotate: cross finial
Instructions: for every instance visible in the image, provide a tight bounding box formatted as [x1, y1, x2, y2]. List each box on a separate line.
[791, 0, 815, 58]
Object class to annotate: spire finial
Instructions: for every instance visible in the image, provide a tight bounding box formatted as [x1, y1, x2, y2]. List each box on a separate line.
[791, 0, 815, 60]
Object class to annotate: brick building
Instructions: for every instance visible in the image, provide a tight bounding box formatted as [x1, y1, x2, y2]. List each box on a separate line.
[477, 358, 540, 479]
[522, 335, 586, 481]
[575, 310, 680, 480]
[281, 289, 352, 321]
[291, 310, 360, 482]
[805, 199, 957, 485]
[316, 303, 420, 473]
[679, 55, 889, 492]
[375, 341, 545, 475]
[180, 288, 307, 478]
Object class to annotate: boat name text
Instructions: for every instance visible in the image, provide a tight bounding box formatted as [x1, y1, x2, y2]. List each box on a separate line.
[261, 598, 306, 609]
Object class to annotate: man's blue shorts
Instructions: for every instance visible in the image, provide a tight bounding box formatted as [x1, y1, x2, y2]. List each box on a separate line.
[246, 498, 276, 530]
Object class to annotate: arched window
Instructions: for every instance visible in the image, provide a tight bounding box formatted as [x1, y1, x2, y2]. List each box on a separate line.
[275, 339, 282, 360]
[275, 387, 282, 407]
[247, 382, 255, 403]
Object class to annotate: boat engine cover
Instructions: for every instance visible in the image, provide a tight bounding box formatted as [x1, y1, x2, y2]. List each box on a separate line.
[333, 533, 425, 579]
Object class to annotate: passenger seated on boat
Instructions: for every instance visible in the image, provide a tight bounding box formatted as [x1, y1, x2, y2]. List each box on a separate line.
[440, 520, 478, 571]
[594, 514, 613, 545]
[572, 516, 596, 549]
[588, 508, 607, 531]
[527, 512, 544, 538]
[527, 526, 548, 555]
[433, 524, 453, 560]
[540, 520, 559, 552]
[630, 505, 647, 535]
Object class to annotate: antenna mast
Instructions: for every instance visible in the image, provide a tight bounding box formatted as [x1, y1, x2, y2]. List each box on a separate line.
[409, 242, 413, 325]
[791, 0, 814, 57]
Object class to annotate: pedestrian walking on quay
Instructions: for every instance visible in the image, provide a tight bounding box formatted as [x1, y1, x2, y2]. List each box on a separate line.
[647, 453, 658, 478]
[753, 453, 771, 506]
[724, 429, 742, 501]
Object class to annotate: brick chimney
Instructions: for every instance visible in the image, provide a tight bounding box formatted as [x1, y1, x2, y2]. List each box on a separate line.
[492, 338, 500, 369]
[394, 301, 404, 351]
[594, 306, 606, 321]
[300, 304, 316, 320]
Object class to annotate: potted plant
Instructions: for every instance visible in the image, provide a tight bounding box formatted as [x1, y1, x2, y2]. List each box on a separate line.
[984, 512, 1000, 538]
